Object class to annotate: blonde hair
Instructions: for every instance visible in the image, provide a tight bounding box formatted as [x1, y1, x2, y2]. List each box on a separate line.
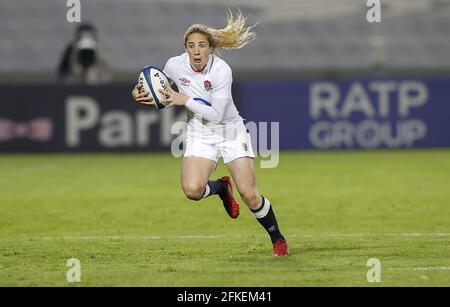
[183, 9, 256, 50]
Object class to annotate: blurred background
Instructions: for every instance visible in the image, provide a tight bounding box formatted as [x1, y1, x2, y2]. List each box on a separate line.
[1, 0, 449, 152]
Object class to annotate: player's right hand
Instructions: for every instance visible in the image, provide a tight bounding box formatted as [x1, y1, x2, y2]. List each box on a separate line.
[132, 84, 155, 107]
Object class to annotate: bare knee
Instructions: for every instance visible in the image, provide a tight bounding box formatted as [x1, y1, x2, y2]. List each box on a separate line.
[182, 183, 205, 201]
[239, 188, 260, 209]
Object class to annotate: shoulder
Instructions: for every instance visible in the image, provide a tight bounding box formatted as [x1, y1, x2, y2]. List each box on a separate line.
[211, 55, 232, 79]
[164, 53, 187, 70]
[212, 56, 232, 73]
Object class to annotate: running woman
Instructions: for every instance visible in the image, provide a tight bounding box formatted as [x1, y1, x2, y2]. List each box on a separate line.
[132, 10, 288, 256]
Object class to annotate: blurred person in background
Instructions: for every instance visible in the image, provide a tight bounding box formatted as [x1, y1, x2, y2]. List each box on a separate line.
[58, 23, 112, 85]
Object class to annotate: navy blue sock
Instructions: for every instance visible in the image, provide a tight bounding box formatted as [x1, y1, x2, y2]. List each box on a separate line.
[202, 179, 226, 198]
[251, 196, 284, 244]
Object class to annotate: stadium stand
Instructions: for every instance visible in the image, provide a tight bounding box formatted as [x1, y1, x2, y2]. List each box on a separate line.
[0, 0, 449, 81]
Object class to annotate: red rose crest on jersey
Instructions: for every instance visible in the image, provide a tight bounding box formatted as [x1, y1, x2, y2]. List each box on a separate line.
[204, 80, 213, 92]
[179, 78, 191, 87]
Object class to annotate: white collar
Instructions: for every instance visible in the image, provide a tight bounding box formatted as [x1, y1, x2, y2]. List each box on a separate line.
[186, 53, 214, 75]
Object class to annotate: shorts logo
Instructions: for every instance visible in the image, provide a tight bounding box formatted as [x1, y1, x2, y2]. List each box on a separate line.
[179, 78, 191, 87]
[242, 143, 248, 152]
[204, 80, 213, 92]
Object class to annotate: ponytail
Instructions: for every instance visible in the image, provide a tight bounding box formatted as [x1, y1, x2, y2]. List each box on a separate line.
[184, 8, 256, 50]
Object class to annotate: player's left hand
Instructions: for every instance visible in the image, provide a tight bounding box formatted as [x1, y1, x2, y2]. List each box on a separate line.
[159, 87, 189, 108]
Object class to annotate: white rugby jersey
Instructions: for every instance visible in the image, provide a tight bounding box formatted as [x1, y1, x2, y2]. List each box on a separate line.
[163, 53, 242, 127]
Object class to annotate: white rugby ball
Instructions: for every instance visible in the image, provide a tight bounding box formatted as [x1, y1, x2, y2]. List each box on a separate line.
[138, 65, 170, 109]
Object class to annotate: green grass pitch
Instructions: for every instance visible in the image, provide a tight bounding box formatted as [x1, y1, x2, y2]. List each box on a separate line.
[0, 150, 449, 286]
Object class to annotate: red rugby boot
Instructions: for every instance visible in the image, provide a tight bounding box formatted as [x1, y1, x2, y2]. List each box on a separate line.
[218, 176, 240, 219]
[273, 239, 289, 256]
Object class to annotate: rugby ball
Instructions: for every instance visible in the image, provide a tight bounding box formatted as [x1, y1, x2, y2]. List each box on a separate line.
[138, 65, 170, 109]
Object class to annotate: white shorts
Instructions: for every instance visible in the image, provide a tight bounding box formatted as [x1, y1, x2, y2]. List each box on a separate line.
[184, 120, 255, 164]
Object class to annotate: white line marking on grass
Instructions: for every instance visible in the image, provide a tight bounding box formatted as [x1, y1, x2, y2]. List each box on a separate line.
[389, 267, 450, 271]
[290, 233, 450, 238]
[33, 233, 450, 241]
[40, 235, 225, 241]
[398, 233, 450, 237]
[9, 164, 56, 175]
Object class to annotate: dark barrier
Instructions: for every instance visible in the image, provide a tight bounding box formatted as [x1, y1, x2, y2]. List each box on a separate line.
[0, 84, 186, 152]
[1, 79, 449, 152]
[240, 78, 450, 150]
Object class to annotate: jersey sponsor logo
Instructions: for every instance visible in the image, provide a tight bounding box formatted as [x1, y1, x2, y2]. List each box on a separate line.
[204, 80, 213, 92]
[179, 77, 191, 87]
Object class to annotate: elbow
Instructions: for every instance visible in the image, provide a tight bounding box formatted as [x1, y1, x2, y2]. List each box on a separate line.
[211, 104, 227, 122]
[203, 113, 223, 123]
[208, 111, 226, 123]
[217, 113, 226, 123]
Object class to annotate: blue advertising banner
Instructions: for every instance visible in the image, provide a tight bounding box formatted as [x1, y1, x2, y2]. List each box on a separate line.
[239, 78, 450, 150]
